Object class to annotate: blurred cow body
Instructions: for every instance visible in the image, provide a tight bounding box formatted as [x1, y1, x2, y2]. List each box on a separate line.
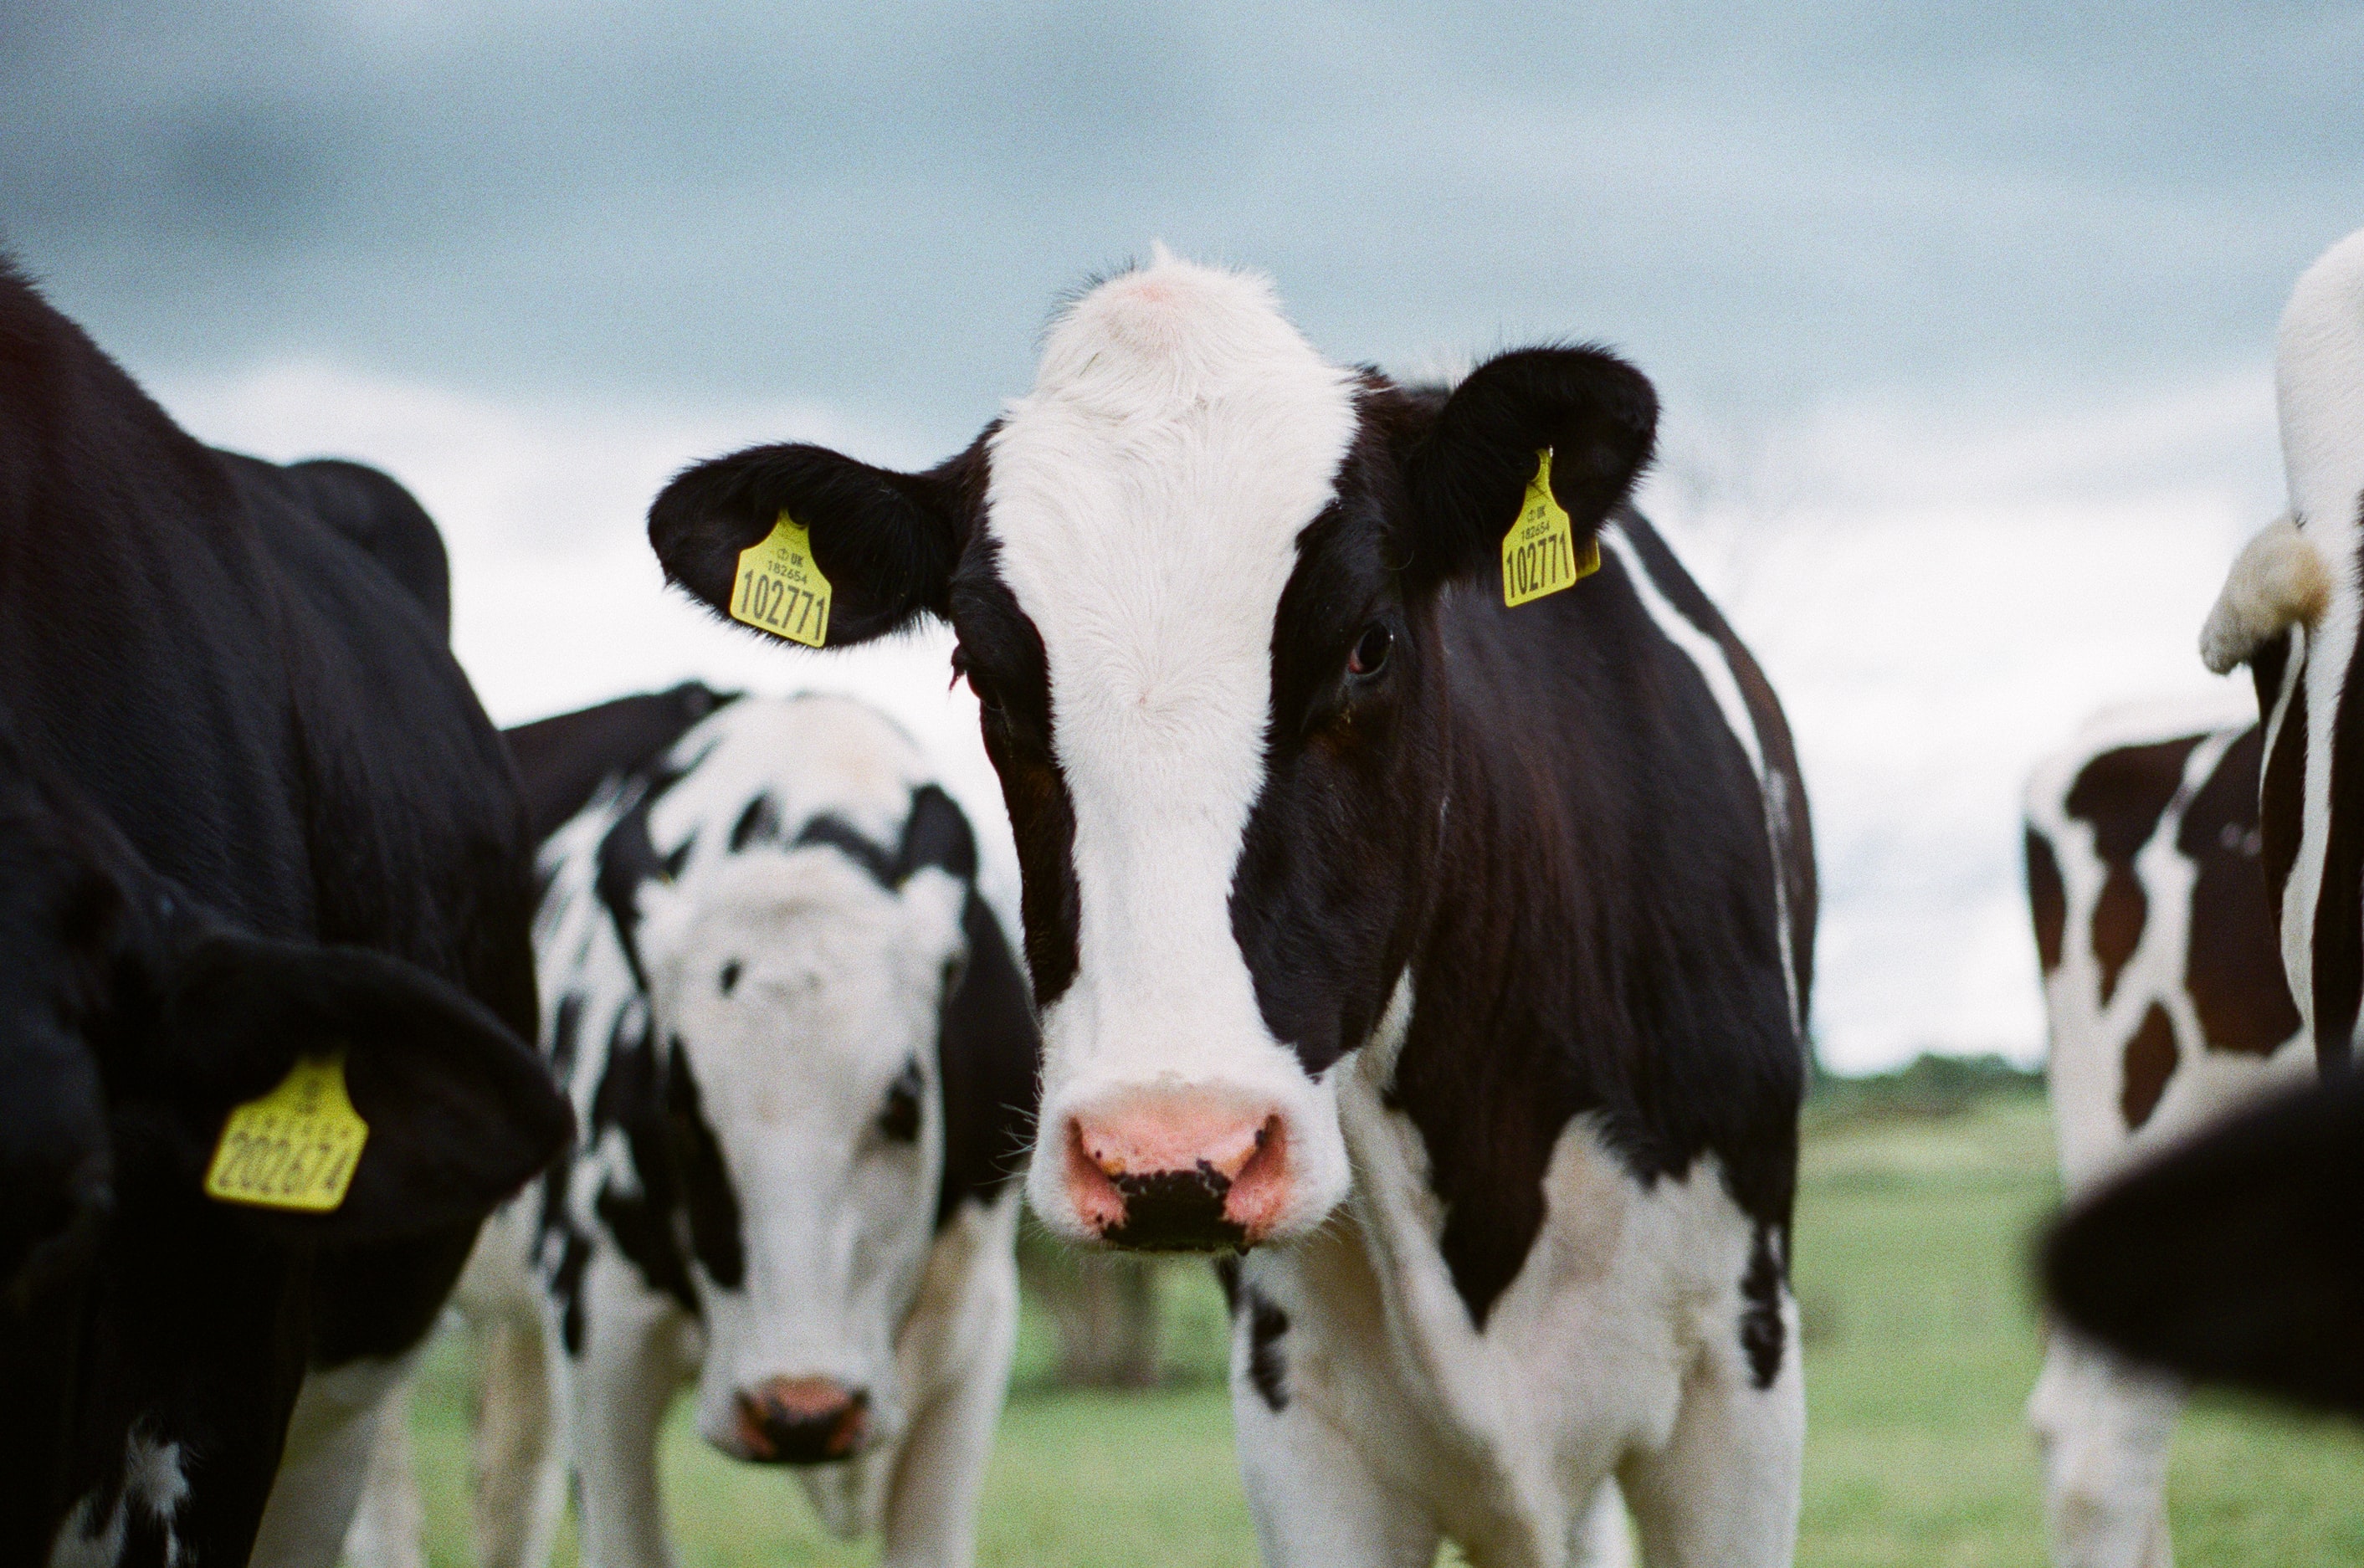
[363, 690, 1039, 1568]
[2021, 702, 2311, 1568]
[0, 260, 569, 1567]
[2093, 223, 2364, 1421]
[649, 254, 1813, 1567]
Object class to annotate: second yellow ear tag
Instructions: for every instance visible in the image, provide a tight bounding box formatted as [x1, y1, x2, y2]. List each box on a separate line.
[1501, 448, 1600, 607]
[731, 511, 833, 648]
[203, 1054, 371, 1213]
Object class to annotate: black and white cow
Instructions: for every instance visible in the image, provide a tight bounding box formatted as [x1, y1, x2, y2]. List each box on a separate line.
[2021, 703, 2311, 1568]
[647, 254, 1814, 1566]
[0, 260, 570, 1567]
[2044, 223, 2364, 1464]
[2197, 224, 2364, 1068]
[362, 689, 1040, 1568]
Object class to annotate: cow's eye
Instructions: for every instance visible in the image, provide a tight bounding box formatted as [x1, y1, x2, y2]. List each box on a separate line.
[878, 1060, 923, 1143]
[952, 645, 1003, 715]
[719, 959, 742, 996]
[1347, 623, 1393, 679]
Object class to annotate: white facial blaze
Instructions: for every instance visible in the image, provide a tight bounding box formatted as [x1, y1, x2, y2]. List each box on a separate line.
[987, 254, 1360, 1232]
[644, 846, 965, 1452]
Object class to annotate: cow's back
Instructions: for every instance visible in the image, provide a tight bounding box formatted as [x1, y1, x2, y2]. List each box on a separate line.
[2024, 703, 2307, 1189]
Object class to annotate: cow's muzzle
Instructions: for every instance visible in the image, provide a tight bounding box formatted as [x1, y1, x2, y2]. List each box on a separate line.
[1064, 1097, 1291, 1251]
[730, 1376, 872, 1465]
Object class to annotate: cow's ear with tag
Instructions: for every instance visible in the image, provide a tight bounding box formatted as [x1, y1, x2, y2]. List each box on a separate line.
[1398, 346, 1657, 592]
[649, 435, 986, 648]
[154, 933, 572, 1241]
[2044, 1069, 2364, 1417]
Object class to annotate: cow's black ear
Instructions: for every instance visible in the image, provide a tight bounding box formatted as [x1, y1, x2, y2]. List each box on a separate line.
[1400, 347, 1657, 590]
[649, 436, 985, 647]
[156, 935, 573, 1243]
[2044, 1070, 2364, 1417]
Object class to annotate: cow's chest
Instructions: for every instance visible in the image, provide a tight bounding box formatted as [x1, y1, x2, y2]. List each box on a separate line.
[1233, 1043, 1766, 1562]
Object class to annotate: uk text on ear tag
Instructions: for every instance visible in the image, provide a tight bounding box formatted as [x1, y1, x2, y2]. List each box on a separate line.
[730, 511, 833, 648]
[1501, 448, 1600, 607]
[204, 1054, 371, 1212]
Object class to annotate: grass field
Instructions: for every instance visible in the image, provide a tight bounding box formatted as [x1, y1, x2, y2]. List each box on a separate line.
[401, 1093, 2364, 1565]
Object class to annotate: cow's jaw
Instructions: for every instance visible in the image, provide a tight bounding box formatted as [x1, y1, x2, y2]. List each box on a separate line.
[987, 254, 1359, 1250]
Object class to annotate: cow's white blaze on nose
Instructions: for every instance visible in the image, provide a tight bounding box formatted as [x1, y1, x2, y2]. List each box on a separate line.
[1064, 1092, 1291, 1250]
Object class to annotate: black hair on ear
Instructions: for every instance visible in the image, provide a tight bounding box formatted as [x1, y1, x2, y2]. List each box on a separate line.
[1403, 346, 1657, 588]
[648, 434, 988, 647]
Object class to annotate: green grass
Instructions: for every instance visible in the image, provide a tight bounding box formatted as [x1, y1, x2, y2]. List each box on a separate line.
[401, 1094, 2364, 1565]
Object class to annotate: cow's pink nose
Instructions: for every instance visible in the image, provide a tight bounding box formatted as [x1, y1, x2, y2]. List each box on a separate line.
[1064, 1099, 1290, 1250]
[731, 1376, 870, 1465]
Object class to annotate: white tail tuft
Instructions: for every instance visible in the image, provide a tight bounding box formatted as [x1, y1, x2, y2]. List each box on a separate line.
[2199, 515, 2332, 674]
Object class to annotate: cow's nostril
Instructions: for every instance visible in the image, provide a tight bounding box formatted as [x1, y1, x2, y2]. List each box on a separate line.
[1065, 1105, 1290, 1252]
[731, 1377, 870, 1465]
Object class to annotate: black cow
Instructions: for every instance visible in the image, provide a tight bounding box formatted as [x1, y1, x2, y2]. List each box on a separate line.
[0, 259, 569, 1568]
[648, 254, 1813, 1565]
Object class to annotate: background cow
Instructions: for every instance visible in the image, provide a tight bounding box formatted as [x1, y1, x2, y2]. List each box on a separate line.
[2021, 703, 2312, 1568]
[355, 689, 1039, 1568]
[0, 261, 569, 1567]
[648, 254, 1814, 1567]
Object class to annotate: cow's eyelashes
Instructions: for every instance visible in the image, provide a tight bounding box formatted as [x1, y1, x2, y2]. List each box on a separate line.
[1346, 623, 1393, 680]
[951, 644, 1005, 715]
[878, 1059, 924, 1143]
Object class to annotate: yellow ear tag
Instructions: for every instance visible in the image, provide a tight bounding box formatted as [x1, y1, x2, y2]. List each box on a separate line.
[203, 1054, 370, 1213]
[730, 511, 833, 648]
[1501, 448, 1600, 607]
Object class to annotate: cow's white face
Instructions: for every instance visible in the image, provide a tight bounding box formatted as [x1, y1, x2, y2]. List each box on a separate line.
[978, 261, 1362, 1248]
[640, 845, 967, 1462]
[650, 250, 1658, 1255]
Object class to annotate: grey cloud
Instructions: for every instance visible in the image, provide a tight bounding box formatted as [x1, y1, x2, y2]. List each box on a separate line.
[3, 1, 2359, 448]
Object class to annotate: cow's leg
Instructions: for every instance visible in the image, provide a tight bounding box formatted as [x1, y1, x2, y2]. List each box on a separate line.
[877, 1228, 1022, 1568]
[566, 1252, 691, 1568]
[1228, 1335, 1438, 1568]
[1567, 1478, 1634, 1568]
[2027, 1330, 2178, 1568]
[339, 1383, 425, 1568]
[244, 1351, 420, 1568]
[1618, 1308, 1803, 1568]
[470, 1299, 567, 1568]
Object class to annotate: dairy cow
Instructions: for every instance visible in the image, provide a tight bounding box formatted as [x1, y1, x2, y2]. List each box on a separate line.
[2021, 703, 2311, 1568]
[0, 260, 569, 1568]
[2049, 222, 2364, 1460]
[648, 254, 1814, 1566]
[360, 689, 1039, 1568]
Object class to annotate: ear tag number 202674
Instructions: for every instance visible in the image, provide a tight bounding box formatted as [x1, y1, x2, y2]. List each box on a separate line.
[731, 511, 833, 648]
[1502, 448, 1601, 607]
[203, 1054, 371, 1213]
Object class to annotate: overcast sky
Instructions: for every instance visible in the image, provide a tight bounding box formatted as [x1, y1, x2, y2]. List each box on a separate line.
[6, 2, 2360, 1070]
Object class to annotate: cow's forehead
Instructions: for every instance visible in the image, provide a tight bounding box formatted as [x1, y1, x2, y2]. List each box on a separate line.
[981, 254, 1358, 766]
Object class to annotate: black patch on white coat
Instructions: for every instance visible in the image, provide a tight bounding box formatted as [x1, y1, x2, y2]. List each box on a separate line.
[1738, 1224, 1785, 1390]
[1244, 1287, 1290, 1412]
[2314, 534, 2364, 1067]
[2177, 725, 2301, 1057]
[2025, 828, 2068, 976]
[665, 1036, 747, 1289]
[933, 889, 1040, 1227]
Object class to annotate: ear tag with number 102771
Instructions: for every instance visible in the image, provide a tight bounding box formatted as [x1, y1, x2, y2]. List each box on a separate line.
[731, 511, 833, 648]
[203, 1053, 370, 1212]
[1501, 448, 1601, 607]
